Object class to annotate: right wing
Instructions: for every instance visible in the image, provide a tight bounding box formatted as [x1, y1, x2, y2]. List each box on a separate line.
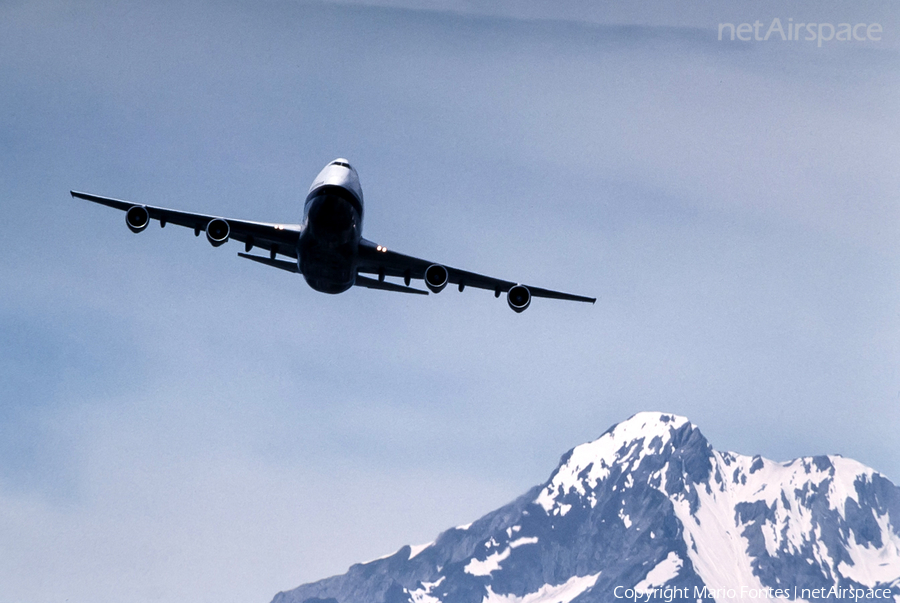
[356, 237, 595, 305]
[70, 191, 302, 258]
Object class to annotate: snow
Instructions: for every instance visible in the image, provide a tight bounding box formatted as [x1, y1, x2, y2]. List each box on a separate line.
[465, 537, 537, 576]
[671, 482, 769, 603]
[481, 573, 600, 603]
[664, 446, 900, 601]
[410, 542, 433, 559]
[408, 576, 445, 603]
[826, 457, 873, 516]
[530, 412, 900, 601]
[364, 540, 432, 564]
[634, 552, 683, 592]
[838, 509, 900, 585]
[409, 589, 441, 603]
[728, 452, 817, 556]
[308, 413, 900, 603]
[535, 413, 690, 513]
[465, 548, 511, 576]
[289, 413, 900, 603]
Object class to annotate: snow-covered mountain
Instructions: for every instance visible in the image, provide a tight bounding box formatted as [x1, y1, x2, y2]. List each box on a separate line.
[272, 412, 900, 603]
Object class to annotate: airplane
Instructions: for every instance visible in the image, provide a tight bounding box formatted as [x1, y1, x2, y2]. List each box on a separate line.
[70, 159, 595, 312]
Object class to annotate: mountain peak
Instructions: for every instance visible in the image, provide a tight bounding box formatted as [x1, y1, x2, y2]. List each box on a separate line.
[596, 411, 693, 446]
[535, 412, 707, 514]
[274, 412, 900, 603]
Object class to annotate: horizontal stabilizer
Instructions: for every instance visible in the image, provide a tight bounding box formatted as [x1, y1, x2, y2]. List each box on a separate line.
[355, 275, 428, 295]
[238, 252, 299, 273]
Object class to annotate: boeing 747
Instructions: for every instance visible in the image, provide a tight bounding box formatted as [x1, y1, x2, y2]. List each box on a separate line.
[71, 159, 595, 312]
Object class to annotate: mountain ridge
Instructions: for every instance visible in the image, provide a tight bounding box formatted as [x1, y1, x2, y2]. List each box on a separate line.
[272, 412, 900, 603]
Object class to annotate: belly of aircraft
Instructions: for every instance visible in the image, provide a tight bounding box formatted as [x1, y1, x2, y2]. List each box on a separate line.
[299, 194, 361, 294]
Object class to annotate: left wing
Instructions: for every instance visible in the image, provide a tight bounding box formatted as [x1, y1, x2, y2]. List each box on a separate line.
[356, 237, 595, 311]
[70, 191, 302, 258]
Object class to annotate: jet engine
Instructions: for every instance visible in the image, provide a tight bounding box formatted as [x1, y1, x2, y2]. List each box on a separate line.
[507, 285, 531, 313]
[125, 205, 150, 233]
[206, 218, 230, 247]
[424, 264, 449, 293]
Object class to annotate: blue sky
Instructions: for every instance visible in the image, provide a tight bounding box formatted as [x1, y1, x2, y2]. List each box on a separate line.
[1, 1, 898, 602]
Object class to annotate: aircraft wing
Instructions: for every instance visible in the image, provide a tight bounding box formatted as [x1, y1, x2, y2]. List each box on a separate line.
[70, 191, 302, 258]
[356, 237, 595, 304]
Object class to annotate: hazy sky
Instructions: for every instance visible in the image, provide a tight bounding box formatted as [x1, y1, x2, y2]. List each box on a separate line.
[1, 1, 898, 602]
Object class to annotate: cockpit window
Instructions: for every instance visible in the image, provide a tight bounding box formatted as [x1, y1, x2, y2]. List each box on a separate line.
[331, 161, 352, 169]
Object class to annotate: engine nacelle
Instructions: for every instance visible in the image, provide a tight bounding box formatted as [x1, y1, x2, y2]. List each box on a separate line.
[125, 205, 150, 233]
[206, 218, 230, 247]
[507, 285, 531, 313]
[424, 264, 449, 293]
